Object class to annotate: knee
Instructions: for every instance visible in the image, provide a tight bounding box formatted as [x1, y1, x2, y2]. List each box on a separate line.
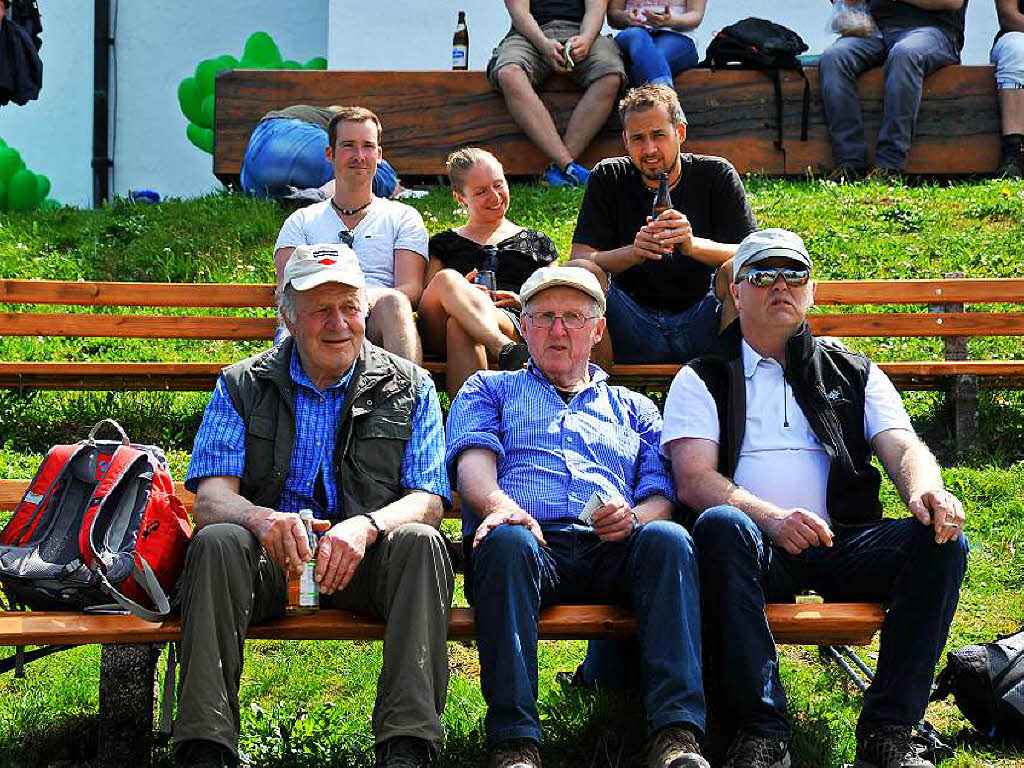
[431, 268, 467, 296]
[373, 289, 414, 319]
[591, 73, 623, 97]
[473, 524, 542, 573]
[691, 505, 757, 550]
[185, 523, 256, 574]
[821, 42, 857, 77]
[915, 525, 969, 585]
[388, 523, 451, 566]
[635, 519, 696, 561]
[565, 258, 609, 291]
[886, 41, 927, 73]
[615, 27, 647, 50]
[496, 63, 531, 94]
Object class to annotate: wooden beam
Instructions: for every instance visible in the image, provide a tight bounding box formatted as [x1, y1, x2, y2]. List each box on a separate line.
[814, 279, 1024, 305]
[808, 312, 1024, 337]
[0, 280, 275, 308]
[0, 314, 277, 340]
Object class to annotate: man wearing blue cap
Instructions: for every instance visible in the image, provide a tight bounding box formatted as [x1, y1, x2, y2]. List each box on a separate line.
[661, 229, 968, 768]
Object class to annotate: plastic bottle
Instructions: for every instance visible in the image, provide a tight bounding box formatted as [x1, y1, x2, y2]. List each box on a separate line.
[286, 509, 319, 615]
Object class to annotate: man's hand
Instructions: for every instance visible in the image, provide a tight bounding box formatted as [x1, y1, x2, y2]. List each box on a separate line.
[565, 35, 592, 62]
[591, 498, 635, 542]
[313, 516, 378, 594]
[909, 489, 965, 544]
[644, 7, 672, 26]
[648, 209, 694, 254]
[541, 37, 569, 70]
[632, 222, 669, 264]
[490, 290, 523, 309]
[764, 508, 834, 555]
[473, 509, 547, 549]
[254, 510, 313, 574]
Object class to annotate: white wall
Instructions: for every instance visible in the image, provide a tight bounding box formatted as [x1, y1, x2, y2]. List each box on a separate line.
[328, 0, 999, 70]
[0, 0, 329, 207]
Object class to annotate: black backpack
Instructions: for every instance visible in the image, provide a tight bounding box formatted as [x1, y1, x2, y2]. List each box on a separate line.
[701, 18, 810, 151]
[931, 628, 1024, 742]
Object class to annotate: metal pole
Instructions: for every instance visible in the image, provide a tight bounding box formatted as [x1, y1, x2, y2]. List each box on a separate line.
[92, 0, 113, 206]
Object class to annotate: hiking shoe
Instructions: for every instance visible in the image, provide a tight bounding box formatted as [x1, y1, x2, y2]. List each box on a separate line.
[646, 724, 709, 768]
[866, 166, 901, 183]
[177, 739, 237, 768]
[828, 165, 866, 183]
[488, 738, 542, 768]
[563, 161, 591, 186]
[995, 153, 1023, 179]
[722, 731, 791, 768]
[497, 342, 530, 371]
[375, 736, 435, 768]
[853, 725, 934, 768]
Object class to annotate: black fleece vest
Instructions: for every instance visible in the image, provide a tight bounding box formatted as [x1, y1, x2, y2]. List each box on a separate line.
[220, 338, 421, 521]
[689, 322, 883, 526]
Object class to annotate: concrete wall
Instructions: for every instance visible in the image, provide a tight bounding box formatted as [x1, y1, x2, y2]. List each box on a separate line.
[327, 0, 999, 70]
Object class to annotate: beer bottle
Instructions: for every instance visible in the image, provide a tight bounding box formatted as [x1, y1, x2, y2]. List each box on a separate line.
[452, 11, 469, 71]
[286, 509, 320, 615]
[651, 173, 672, 219]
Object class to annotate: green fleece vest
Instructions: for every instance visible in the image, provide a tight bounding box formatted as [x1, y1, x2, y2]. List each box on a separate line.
[220, 338, 421, 520]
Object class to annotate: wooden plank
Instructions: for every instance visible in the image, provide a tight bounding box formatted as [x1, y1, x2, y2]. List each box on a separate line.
[814, 279, 1024, 305]
[808, 312, 1024, 337]
[0, 314, 276, 340]
[0, 603, 883, 646]
[213, 66, 1000, 180]
[0, 280, 275, 308]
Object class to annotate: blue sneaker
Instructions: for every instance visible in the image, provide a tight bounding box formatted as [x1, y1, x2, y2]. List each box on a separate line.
[540, 163, 573, 187]
[564, 161, 590, 186]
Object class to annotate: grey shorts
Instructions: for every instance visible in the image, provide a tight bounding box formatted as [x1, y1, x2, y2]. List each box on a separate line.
[486, 20, 626, 91]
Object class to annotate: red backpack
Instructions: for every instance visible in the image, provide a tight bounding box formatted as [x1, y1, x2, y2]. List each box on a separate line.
[0, 420, 193, 621]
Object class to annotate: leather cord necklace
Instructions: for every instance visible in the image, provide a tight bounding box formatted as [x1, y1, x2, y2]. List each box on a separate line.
[331, 197, 372, 216]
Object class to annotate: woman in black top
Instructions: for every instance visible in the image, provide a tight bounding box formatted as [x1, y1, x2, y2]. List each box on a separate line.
[421, 148, 559, 397]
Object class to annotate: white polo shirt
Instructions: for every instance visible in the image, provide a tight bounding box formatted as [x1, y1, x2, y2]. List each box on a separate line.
[660, 340, 913, 524]
[274, 197, 428, 289]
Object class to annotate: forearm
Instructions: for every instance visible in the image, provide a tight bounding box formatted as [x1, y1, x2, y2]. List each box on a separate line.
[678, 468, 786, 533]
[506, 0, 550, 49]
[579, 0, 609, 42]
[892, 441, 945, 505]
[574, 243, 639, 274]
[684, 237, 738, 266]
[666, 10, 704, 31]
[633, 494, 674, 523]
[456, 448, 524, 519]
[607, 5, 631, 28]
[193, 487, 272, 533]
[372, 490, 445, 534]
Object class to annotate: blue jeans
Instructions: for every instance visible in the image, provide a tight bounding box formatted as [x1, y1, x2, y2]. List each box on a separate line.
[606, 280, 720, 364]
[467, 521, 705, 746]
[615, 27, 699, 86]
[820, 25, 959, 170]
[691, 506, 968, 742]
[241, 117, 398, 198]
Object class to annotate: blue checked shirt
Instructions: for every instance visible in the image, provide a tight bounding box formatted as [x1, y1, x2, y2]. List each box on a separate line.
[187, 347, 451, 517]
[445, 362, 675, 535]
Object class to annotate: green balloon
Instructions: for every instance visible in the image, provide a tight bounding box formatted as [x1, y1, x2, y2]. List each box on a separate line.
[0, 147, 22, 182]
[41, 198, 61, 210]
[0, 178, 7, 210]
[217, 54, 240, 69]
[35, 174, 50, 202]
[304, 57, 327, 70]
[280, 59, 301, 70]
[200, 94, 215, 130]
[238, 57, 259, 70]
[194, 58, 227, 97]
[0, 136, 7, 149]
[187, 123, 215, 154]
[243, 32, 281, 68]
[177, 78, 205, 126]
[8, 169, 38, 211]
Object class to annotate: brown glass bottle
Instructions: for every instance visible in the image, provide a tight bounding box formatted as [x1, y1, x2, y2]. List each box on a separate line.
[452, 12, 469, 70]
[651, 173, 672, 219]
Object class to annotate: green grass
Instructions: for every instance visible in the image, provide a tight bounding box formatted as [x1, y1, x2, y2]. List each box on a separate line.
[1, 179, 1023, 766]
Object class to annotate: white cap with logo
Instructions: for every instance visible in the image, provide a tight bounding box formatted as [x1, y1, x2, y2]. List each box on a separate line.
[519, 266, 606, 312]
[282, 243, 366, 292]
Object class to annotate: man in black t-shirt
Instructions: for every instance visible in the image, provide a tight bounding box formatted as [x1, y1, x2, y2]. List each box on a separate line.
[820, 0, 968, 177]
[569, 83, 757, 365]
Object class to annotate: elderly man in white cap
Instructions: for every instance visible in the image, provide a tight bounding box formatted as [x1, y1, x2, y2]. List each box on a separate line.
[445, 265, 708, 768]
[175, 243, 454, 768]
[662, 229, 968, 768]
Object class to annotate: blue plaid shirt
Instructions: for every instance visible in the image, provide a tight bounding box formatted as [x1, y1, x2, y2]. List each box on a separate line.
[187, 347, 451, 516]
[445, 362, 675, 535]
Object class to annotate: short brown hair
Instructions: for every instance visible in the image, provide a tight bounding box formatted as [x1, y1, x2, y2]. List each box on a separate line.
[445, 147, 500, 192]
[327, 106, 383, 147]
[618, 83, 687, 128]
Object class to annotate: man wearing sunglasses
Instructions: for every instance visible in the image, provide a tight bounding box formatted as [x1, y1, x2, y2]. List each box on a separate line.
[661, 229, 968, 768]
[446, 265, 708, 768]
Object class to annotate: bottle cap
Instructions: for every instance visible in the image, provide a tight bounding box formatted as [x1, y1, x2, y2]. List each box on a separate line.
[299, 508, 314, 520]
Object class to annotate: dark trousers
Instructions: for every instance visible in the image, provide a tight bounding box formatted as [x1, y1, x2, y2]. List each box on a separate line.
[691, 505, 967, 742]
[467, 521, 705, 746]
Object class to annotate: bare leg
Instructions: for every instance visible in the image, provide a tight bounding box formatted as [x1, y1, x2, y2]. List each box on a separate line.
[999, 88, 1024, 134]
[420, 270, 515, 356]
[565, 258, 614, 370]
[716, 259, 738, 331]
[367, 288, 423, 364]
[563, 74, 622, 161]
[496, 65, 574, 169]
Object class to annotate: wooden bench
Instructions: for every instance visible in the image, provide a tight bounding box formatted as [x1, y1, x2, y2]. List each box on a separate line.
[3, 277, 1023, 450]
[213, 66, 1001, 182]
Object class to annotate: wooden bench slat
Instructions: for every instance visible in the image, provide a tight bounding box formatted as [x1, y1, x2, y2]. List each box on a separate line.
[814, 279, 1024, 305]
[0, 280, 276, 308]
[0, 603, 884, 647]
[0, 313, 276, 340]
[809, 312, 1024, 337]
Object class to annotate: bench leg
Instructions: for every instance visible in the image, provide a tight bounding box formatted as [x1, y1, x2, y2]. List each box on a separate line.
[97, 643, 160, 767]
[951, 374, 978, 456]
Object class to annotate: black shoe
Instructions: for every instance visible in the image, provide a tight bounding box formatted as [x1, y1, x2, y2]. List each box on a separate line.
[995, 153, 1023, 179]
[176, 739, 236, 768]
[497, 342, 530, 371]
[722, 731, 791, 768]
[853, 725, 934, 768]
[376, 736, 436, 768]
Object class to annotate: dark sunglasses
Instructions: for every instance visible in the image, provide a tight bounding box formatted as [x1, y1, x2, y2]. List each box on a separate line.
[737, 266, 811, 289]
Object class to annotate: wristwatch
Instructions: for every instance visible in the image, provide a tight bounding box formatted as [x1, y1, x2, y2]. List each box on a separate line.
[360, 512, 386, 544]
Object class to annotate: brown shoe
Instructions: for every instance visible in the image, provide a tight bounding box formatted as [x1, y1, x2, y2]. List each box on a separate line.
[645, 725, 709, 768]
[487, 738, 542, 768]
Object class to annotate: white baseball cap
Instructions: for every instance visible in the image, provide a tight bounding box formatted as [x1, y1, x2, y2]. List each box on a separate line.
[732, 228, 813, 282]
[520, 266, 606, 312]
[282, 243, 366, 292]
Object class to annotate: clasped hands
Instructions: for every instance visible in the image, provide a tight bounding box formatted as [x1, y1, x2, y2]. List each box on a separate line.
[633, 209, 693, 264]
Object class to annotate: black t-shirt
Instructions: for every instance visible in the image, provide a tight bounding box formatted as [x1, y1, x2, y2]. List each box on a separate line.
[428, 227, 558, 294]
[870, 0, 968, 50]
[531, 0, 585, 26]
[572, 154, 757, 312]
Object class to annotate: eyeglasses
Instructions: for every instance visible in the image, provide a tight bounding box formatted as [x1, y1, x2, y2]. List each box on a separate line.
[737, 266, 811, 289]
[524, 311, 599, 330]
[338, 230, 355, 247]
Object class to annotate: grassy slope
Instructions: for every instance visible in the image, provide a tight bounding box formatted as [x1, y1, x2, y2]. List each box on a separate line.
[0, 179, 1022, 766]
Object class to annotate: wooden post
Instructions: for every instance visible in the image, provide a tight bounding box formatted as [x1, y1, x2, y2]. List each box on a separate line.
[97, 643, 160, 766]
[931, 272, 978, 454]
